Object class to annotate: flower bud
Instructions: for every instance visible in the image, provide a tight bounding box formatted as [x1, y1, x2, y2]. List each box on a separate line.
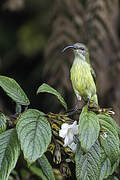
[60, 163, 71, 177]
[53, 144, 61, 164]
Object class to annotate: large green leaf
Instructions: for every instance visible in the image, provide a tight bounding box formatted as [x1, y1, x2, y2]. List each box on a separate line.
[37, 83, 67, 110]
[0, 113, 6, 133]
[0, 129, 20, 180]
[37, 154, 55, 180]
[79, 106, 100, 152]
[75, 141, 102, 180]
[100, 157, 119, 179]
[99, 152, 119, 180]
[0, 76, 30, 105]
[99, 157, 111, 180]
[97, 114, 120, 135]
[16, 109, 52, 164]
[99, 120, 119, 164]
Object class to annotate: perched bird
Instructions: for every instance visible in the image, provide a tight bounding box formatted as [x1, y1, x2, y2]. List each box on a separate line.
[62, 43, 98, 108]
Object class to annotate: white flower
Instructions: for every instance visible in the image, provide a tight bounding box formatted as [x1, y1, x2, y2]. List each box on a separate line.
[59, 121, 78, 151]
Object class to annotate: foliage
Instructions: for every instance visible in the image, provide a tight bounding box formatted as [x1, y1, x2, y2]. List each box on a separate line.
[0, 0, 120, 179]
[79, 106, 100, 152]
[37, 83, 67, 110]
[0, 129, 20, 180]
[16, 109, 51, 164]
[0, 75, 119, 179]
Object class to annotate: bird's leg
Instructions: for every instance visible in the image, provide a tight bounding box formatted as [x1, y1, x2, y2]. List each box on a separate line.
[87, 97, 90, 107]
[65, 100, 80, 115]
[87, 96, 94, 109]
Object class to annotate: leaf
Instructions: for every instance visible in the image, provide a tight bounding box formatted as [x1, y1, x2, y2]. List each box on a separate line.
[99, 150, 119, 179]
[79, 106, 100, 152]
[0, 113, 6, 133]
[106, 175, 119, 180]
[16, 109, 52, 164]
[97, 114, 120, 135]
[99, 120, 119, 164]
[37, 154, 55, 180]
[109, 158, 120, 176]
[0, 129, 20, 180]
[0, 76, 30, 106]
[37, 83, 67, 110]
[75, 141, 102, 180]
[99, 158, 111, 180]
[29, 165, 47, 180]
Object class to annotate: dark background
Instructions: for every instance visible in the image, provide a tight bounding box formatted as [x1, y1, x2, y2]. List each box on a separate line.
[0, 0, 120, 179]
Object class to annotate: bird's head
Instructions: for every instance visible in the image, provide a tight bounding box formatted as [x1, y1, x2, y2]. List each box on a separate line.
[62, 43, 89, 61]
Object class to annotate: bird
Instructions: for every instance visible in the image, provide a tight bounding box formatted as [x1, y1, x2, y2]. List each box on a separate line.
[62, 42, 98, 109]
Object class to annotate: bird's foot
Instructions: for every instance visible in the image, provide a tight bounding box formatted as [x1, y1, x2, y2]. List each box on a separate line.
[64, 101, 80, 116]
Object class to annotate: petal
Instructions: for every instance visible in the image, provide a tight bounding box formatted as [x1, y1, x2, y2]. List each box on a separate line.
[67, 129, 74, 141]
[64, 133, 74, 147]
[64, 136, 70, 147]
[59, 123, 69, 138]
[68, 142, 77, 152]
[73, 125, 79, 135]
[61, 123, 69, 130]
[70, 121, 78, 135]
[59, 129, 66, 138]
[70, 121, 77, 128]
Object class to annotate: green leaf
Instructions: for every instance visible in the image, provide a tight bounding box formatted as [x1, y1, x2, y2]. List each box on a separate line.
[97, 114, 120, 135]
[99, 120, 119, 164]
[75, 141, 102, 180]
[0, 76, 30, 105]
[0, 129, 20, 180]
[79, 106, 100, 152]
[37, 154, 55, 180]
[109, 158, 120, 176]
[99, 158, 111, 180]
[37, 83, 67, 110]
[29, 165, 47, 180]
[106, 175, 119, 180]
[0, 113, 6, 133]
[16, 109, 52, 164]
[99, 151, 119, 179]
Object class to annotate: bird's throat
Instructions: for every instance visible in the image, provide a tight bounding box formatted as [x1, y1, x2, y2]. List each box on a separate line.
[75, 53, 85, 62]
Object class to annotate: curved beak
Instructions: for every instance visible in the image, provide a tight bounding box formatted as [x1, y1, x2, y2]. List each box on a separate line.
[62, 45, 74, 53]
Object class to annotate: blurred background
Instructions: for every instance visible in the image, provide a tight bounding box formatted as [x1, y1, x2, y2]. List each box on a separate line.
[0, 0, 120, 179]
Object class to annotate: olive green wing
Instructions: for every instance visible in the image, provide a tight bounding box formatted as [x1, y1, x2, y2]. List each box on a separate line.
[86, 54, 96, 83]
[90, 66, 96, 84]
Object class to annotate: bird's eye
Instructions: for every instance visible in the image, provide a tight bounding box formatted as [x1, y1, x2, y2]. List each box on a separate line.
[79, 47, 84, 51]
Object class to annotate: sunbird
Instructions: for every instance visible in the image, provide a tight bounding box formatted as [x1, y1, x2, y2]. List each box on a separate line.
[62, 43, 98, 108]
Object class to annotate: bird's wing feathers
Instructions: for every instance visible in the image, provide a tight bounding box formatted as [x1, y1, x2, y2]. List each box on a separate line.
[86, 55, 96, 82]
[90, 66, 96, 83]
